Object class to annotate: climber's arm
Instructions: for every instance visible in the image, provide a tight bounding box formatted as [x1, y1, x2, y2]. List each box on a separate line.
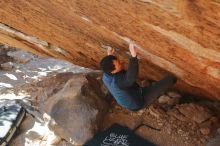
[118, 57, 138, 89]
[118, 43, 139, 89]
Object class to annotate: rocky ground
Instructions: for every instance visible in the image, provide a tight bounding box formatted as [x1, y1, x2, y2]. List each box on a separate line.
[0, 44, 220, 146]
[103, 96, 220, 146]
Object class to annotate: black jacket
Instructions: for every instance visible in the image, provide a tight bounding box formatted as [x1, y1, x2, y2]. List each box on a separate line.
[106, 57, 140, 100]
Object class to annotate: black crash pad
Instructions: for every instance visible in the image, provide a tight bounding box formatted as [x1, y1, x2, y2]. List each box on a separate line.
[0, 101, 26, 146]
[84, 124, 156, 146]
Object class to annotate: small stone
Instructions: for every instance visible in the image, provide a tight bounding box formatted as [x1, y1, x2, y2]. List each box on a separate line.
[217, 128, 220, 134]
[140, 79, 151, 87]
[210, 116, 218, 123]
[26, 131, 43, 140]
[115, 105, 122, 110]
[177, 129, 183, 134]
[137, 109, 144, 116]
[167, 91, 181, 98]
[193, 138, 197, 142]
[148, 105, 165, 118]
[1, 62, 14, 70]
[158, 95, 171, 104]
[157, 122, 164, 126]
[200, 138, 206, 144]
[200, 127, 211, 135]
[173, 124, 178, 128]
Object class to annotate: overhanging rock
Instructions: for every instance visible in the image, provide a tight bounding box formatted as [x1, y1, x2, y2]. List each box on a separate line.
[0, 0, 220, 101]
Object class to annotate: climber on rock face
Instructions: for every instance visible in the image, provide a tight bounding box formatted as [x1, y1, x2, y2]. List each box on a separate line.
[100, 43, 177, 111]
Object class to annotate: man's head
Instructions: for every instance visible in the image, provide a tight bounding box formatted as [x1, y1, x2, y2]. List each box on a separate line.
[100, 55, 123, 74]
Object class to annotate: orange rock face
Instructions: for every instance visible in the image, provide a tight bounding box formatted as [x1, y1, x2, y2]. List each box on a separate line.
[0, 0, 220, 100]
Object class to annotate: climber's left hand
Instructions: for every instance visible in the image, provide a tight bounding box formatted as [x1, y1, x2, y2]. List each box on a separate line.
[107, 46, 115, 55]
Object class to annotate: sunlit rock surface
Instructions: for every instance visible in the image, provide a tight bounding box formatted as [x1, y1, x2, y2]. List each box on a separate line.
[44, 73, 108, 145]
[0, 0, 220, 101]
[0, 46, 92, 99]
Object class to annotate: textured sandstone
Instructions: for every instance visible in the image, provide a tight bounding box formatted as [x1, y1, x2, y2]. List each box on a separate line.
[43, 74, 108, 145]
[0, 0, 220, 100]
[169, 103, 213, 123]
[7, 50, 33, 63]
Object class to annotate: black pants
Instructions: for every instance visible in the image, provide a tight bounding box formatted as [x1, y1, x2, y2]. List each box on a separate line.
[141, 75, 176, 108]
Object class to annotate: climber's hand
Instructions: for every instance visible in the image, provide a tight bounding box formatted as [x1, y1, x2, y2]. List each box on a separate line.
[107, 46, 115, 55]
[129, 42, 137, 57]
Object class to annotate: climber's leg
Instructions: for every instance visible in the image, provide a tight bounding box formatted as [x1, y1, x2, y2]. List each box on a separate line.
[141, 75, 177, 108]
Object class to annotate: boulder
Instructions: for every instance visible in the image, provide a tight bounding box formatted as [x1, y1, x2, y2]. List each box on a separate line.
[42, 73, 108, 145]
[0, 62, 14, 70]
[7, 50, 33, 64]
[9, 72, 107, 146]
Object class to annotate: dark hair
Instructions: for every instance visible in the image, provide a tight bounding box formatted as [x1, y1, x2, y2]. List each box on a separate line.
[100, 55, 117, 74]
